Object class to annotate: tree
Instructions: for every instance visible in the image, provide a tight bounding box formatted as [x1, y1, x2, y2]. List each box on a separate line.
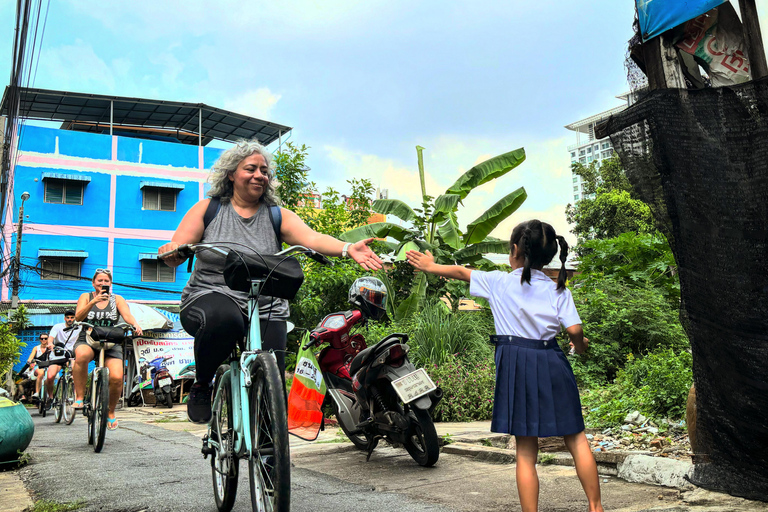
[566, 155, 656, 242]
[341, 145, 527, 319]
[304, 178, 376, 238]
[1, 305, 30, 392]
[273, 142, 315, 211]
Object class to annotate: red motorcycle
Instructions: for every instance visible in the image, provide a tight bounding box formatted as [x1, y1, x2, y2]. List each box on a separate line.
[303, 277, 442, 467]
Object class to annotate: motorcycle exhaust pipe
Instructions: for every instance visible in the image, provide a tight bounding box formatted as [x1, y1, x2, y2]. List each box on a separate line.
[427, 387, 443, 417]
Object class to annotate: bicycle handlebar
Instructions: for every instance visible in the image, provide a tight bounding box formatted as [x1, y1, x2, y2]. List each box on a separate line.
[158, 243, 334, 266]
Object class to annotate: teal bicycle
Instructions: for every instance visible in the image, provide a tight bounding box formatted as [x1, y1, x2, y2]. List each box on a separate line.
[160, 242, 331, 512]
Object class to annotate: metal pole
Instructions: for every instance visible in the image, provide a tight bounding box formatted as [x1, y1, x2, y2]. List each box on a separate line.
[110, 100, 113, 136]
[10, 195, 26, 308]
[739, 0, 768, 80]
[198, 107, 202, 146]
[278, 130, 282, 150]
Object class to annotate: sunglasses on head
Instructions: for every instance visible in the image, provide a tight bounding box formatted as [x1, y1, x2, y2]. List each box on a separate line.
[95, 268, 112, 275]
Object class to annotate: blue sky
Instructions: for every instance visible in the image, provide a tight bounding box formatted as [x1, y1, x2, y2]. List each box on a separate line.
[4, 1, 759, 243]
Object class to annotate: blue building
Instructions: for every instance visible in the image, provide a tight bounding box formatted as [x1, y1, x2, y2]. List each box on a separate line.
[0, 88, 291, 368]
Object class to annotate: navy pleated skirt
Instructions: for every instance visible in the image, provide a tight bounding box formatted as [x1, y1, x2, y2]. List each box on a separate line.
[490, 335, 585, 438]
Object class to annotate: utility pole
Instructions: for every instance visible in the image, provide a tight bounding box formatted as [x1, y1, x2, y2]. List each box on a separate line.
[10, 191, 29, 308]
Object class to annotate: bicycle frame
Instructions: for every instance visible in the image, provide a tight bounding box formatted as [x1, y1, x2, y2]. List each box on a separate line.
[210, 278, 270, 460]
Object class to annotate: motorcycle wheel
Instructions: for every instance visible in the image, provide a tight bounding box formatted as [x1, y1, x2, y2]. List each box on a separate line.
[403, 407, 439, 467]
[164, 387, 174, 408]
[211, 365, 238, 512]
[335, 401, 369, 451]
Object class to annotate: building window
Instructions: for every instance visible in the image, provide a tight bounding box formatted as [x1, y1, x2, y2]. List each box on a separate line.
[574, 194, 579, 201]
[586, 147, 592, 153]
[573, 186, 579, 192]
[142, 187, 176, 211]
[141, 260, 175, 282]
[602, 151, 612, 159]
[579, 157, 586, 164]
[602, 142, 611, 149]
[587, 156, 593, 162]
[570, 152, 576, 158]
[573, 176, 578, 183]
[40, 258, 81, 280]
[44, 179, 84, 205]
[579, 150, 585, 156]
[594, 145, 600, 151]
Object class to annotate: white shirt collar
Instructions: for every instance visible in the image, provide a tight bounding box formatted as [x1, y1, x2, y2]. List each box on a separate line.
[510, 267, 550, 280]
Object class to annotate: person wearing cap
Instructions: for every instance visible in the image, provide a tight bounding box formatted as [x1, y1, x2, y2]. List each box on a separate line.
[44, 310, 81, 401]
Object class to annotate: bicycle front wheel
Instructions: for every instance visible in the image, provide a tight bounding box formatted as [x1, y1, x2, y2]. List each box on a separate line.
[63, 375, 76, 425]
[53, 377, 63, 423]
[38, 386, 47, 417]
[248, 354, 290, 512]
[92, 368, 109, 453]
[211, 365, 238, 512]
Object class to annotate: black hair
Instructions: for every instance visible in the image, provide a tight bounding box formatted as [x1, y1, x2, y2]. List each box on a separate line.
[64, 310, 75, 316]
[509, 219, 569, 290]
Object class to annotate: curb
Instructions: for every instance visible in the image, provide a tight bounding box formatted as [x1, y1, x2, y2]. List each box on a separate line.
[440, 441, 693, 489]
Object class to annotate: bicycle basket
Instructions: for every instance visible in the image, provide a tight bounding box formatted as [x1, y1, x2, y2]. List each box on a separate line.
[223, 251, 304, 299]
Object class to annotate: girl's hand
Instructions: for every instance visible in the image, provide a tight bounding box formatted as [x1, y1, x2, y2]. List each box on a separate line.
[406, 250, 435, 272]
[347, 238, 384, 271]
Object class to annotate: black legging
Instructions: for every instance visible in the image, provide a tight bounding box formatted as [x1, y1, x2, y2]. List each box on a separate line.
[180, 292, 288, 386]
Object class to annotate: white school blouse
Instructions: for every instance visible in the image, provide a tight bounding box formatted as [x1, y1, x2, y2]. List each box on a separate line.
[469, 268, 581, 340]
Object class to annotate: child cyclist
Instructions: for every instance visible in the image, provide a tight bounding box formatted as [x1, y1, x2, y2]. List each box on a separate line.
[406, 219, 603, 512]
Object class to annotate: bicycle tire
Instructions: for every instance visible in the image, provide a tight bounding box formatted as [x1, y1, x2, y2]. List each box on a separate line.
[54, 376, 63, 423]
[211, 364, 238, 512]
[93, 368, 109, 453]
[403, 407, 440, 467]
[86, 377, 94, 445]
[39, 386, 47, 417]
[249, 354, 290, 512]
[63, 375, 76, 425]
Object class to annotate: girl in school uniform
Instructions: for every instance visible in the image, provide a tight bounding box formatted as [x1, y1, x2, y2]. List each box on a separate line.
[407, 219, 603, 512]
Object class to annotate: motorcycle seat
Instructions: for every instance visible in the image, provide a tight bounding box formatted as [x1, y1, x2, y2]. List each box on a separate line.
[349, 337, 403, 376]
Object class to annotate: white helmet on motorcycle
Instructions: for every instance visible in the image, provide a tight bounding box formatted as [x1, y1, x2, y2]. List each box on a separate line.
[348, 277, 387, 321]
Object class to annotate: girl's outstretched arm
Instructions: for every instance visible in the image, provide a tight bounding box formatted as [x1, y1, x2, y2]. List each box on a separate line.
[565, 324, 589, 354]
[406, 250, 472, 282]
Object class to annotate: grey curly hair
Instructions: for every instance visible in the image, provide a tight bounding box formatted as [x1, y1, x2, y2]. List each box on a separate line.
[207, 139, 281, 205]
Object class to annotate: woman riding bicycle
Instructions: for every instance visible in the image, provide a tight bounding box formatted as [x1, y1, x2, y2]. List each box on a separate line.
[72, 269, 143, 430]
[158, 139, 382, 424]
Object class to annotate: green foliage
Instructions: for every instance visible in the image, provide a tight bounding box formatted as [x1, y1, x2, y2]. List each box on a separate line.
[426, 355, 495, 422]
[569, 279, 689, 386]
[303, 178, 375, 238]
[274, 142, 315, 210]
[566, 156, 656, 243]
[581, 348, 693, 428]
[0, 305, 30, 376]
[27, 500, 85, 512]
[409, 302, 492, 367]
[341, 145, 528, 319]
[576, 233, 679, 306]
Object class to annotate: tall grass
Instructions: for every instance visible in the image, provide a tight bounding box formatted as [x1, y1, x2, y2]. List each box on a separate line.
[409, 301, 492, 367]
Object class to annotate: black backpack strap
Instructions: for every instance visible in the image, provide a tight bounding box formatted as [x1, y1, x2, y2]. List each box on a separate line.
[267, 204, 283, 247]
[203, 197, 221, 230]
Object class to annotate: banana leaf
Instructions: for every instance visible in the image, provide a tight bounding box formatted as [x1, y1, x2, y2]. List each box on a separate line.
[437, 214, 462, 250]
[372, 199, 417, 223]
[445, 148, 526, 201]
[454, 238, 510, 261]
[376, 270, 397, 320]
[463, 187, 527, 245]
[395, 272, 427, 320]
[431, 193, 461, 224]
[395, 241, 420, 261]
[340, 222, 412, 243]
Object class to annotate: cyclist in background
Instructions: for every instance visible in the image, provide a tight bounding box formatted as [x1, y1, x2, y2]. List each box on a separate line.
[44, 310, 81, 403]
[28, 333, 51, 401]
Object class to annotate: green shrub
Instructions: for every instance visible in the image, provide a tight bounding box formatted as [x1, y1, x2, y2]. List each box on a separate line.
[426, 355, 495, 422]
[409, 301, 492, 367]
[570, 279, 689, 386]
[581, 348, 692, 428]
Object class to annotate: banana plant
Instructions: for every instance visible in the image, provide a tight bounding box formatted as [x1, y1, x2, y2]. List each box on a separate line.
[340, 145, 527, 320]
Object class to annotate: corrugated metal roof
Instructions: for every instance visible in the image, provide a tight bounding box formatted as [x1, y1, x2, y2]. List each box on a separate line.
[140, 181, 185, 191]
[41, 172, 92, 182]
[38, 249, 89, 258]
[138, 253, 158, 260]
[28, 314, 63, 327]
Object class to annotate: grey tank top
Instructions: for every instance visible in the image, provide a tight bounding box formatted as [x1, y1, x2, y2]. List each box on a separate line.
[181, 201, 288, 320]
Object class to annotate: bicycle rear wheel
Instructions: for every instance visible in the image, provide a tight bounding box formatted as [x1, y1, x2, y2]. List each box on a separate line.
[53, 377, 63, 423]
[63, 375, 76, 425]
[211, 365, 238, 512]
[92, 368, 109, 453]
[248, 354, 290, 512]
[39, 386, 47, 417]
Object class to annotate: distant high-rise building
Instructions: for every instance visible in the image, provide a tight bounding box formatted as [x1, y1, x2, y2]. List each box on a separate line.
[565, 93, 631, 203]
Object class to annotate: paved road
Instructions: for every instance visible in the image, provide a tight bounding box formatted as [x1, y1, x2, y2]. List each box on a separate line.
[20, 414, 447, 512]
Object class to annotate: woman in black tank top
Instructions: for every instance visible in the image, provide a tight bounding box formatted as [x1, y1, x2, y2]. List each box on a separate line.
[72, 269, 143, 429]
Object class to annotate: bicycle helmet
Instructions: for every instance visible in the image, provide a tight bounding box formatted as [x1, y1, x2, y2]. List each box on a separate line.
[348, 277, 388, 321]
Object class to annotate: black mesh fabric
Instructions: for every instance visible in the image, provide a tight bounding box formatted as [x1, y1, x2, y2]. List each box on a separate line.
[596, 78, 768, 501]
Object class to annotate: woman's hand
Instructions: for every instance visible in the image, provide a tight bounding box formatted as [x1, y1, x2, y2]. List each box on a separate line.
[133, 325, 143, 337]
[347, 238, 384, 271]
[158, 242, 186, 268]
[94, 290, 109, 303]
[406, 250, 435, 273]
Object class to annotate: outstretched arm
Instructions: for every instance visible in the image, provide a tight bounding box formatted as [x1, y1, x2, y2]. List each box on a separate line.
[565, 324, 588, 355]
[406, 250, 471, 282]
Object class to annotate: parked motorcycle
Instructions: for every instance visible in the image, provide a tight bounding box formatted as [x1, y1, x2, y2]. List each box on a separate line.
[130, 354, 176, 408]
[303, 277, 442, 467]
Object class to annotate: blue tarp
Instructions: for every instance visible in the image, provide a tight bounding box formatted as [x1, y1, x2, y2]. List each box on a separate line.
[636, 0, 727, 41]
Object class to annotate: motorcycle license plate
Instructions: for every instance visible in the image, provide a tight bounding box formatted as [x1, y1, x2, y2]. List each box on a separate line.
[391, 368, 436, 404]
[159, 378, 172, 387]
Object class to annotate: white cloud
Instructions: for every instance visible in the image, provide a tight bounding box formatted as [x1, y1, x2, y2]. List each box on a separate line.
[223, 88, 282, 120]
[37, 40, 116, 92]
